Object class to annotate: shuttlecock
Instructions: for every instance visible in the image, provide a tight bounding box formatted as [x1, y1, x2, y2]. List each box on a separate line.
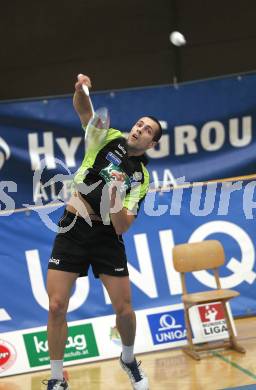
[169, 31, 186, 47]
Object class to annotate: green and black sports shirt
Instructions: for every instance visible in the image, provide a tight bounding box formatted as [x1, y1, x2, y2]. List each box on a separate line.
[73, 126, 150, 218]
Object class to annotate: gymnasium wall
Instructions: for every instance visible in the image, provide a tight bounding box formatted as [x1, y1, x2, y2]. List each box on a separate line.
[1, 0, 256, 99]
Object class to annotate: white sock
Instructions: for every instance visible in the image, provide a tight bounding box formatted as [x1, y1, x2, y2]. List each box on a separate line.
[122, 345, 134, 363]
[50, 360, 63, 380]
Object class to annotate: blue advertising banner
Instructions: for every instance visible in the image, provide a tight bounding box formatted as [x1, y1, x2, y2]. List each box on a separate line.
[1, 182, 256, 334]
[1, 73, 256, 210]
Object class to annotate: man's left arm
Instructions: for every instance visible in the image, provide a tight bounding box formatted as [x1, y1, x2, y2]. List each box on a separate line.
[109, 187, 135, 234]
[109, 164, 149, 234]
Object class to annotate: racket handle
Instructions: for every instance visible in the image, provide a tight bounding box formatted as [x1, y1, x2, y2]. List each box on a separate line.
[77, 74, 90, 96]
[82, 84, 89, 96]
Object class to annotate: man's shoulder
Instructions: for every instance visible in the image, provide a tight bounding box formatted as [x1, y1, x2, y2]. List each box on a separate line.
[105, 128, 125, 143]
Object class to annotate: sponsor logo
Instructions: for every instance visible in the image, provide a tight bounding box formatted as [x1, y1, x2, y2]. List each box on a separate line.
[132, 171, 142, 181]
[106, 152, 121, 166]
[198, 303, 228, 336]
[147, 310, 186, 345]
[23, 324, 99, 367]
[114, 149, 123, 158]
[100, 164, 130, 192]
[158, 314, 182, 331]
[110, 326, 121, 346]
[0, 137, 11, 170]
[117, 144, 126, 154]
[114, 268, 124, 272]
[49, 257, 60, 265]
[0, 340, 17, 372]
[198, 303, 224, 322]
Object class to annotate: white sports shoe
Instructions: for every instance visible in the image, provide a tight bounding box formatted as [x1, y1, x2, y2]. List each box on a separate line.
[119, 355, 149, 390]
[42, 379, 70, 390]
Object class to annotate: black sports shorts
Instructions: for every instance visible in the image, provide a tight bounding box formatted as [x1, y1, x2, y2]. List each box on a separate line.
[48, 210, 129, 278]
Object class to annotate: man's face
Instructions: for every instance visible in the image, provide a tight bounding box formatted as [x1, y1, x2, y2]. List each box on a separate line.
[127, 117, 158, 152]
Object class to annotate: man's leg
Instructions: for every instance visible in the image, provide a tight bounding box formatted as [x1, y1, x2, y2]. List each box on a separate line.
[100, 274, 149, 390]
[47, 269, 79, 380]
[100, 274, 135, 360]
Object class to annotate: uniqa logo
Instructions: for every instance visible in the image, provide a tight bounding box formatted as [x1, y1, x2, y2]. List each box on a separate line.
[0, 137, 11, 170]
[156, 314, 186, 343]
[158, 314, 182, 331]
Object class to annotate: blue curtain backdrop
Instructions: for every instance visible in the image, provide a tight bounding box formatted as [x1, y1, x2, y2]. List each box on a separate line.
[1, 73, 256, 333]
[0, 73, 256, 209]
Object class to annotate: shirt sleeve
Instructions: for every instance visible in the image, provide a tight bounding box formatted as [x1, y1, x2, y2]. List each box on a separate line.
[82, 125, 123, 149]
[123, 165, 149, 217]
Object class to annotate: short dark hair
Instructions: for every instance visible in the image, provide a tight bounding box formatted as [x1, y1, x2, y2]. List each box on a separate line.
[146, 115, 163, 142]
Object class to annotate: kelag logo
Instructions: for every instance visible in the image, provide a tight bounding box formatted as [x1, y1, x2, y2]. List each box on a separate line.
[147, 310, 186, 345]
[23, 324, 99, 367]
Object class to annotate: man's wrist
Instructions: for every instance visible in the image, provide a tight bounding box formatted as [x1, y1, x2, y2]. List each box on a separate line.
[110, 186, 117, 209]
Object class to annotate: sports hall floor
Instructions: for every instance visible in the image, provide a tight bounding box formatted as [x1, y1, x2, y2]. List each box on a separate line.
[0, 317, 255, 390]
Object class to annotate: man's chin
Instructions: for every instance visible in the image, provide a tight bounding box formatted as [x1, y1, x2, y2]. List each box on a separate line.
[127, 139, 137, 147]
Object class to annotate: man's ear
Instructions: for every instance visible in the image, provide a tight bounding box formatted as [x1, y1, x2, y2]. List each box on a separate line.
[148, 140, 157, 149]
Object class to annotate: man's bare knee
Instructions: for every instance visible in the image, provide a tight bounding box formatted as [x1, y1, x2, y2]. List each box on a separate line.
[114, 298, 133, 317]
[49, 298, 68, 318]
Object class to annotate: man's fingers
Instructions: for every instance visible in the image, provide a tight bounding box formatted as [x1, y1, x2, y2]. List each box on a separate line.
[75, 81, 83, 91]
[75, 80, 92, 93]
[77, 74, 92, 88]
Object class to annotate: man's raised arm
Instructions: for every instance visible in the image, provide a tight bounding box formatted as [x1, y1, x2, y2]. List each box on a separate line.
[73, 74, 94, 127]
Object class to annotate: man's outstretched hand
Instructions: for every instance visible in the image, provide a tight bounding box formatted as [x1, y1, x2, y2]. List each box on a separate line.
[75, 74, 92, 93]
[73, 73, 94, 126]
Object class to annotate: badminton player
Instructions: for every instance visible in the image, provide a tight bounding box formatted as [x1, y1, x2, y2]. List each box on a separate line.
[44, 74, 162, 390]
